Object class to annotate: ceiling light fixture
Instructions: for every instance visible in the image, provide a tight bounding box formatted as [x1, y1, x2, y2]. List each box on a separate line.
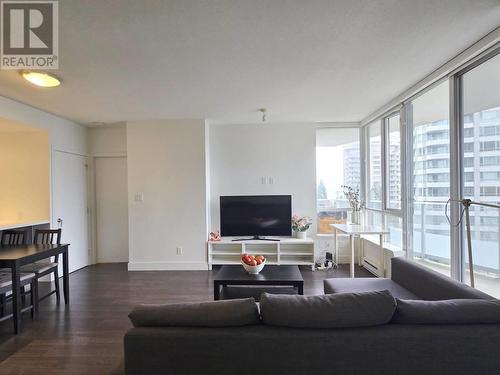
[259, 108, 267, 122]
[21, 71, 61, 87]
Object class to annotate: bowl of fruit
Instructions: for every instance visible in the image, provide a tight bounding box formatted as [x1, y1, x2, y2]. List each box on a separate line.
[241, 254, 266, 274]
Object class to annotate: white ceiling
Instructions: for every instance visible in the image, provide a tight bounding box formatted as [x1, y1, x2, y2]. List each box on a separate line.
[0, 0, 499, 126]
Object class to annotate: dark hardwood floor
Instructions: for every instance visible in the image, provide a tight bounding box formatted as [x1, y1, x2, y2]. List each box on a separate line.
[0, 263, 372, 374]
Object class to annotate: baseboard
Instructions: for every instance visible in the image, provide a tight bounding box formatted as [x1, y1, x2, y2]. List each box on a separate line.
[127, 261, 208, 271]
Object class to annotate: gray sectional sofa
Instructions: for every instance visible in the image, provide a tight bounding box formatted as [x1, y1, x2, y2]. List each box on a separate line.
[120, 258, 500, 375]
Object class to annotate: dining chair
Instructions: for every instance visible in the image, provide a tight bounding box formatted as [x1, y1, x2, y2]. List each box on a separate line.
[0, 229, 36, 311]
[20, 229, 61, 303]
[0, 230, 28, 245]
[0, 271, 37, 322]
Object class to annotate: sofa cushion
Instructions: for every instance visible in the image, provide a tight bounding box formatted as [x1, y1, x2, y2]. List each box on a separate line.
[324, 278, 420, 300]
[260, 290, 396, 328]
[393, 298, 500, 324]
[129, 298, 260, 327]
[221, 286, 297, 301]
[391, 257, 492, 300]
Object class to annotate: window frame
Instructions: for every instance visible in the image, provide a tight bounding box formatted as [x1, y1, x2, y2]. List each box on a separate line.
[364, 112, 404, 215]
[454, 46, 500, 283]
[362, 111, 404, 252]
[383, 112, 403, 212]
[365, 119, 384, 210]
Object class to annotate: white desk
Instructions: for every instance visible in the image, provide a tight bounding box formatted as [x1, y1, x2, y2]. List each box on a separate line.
[330, 224, 389, 278]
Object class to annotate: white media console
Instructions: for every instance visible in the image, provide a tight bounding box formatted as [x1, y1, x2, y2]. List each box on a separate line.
[207, 237, 315, 270]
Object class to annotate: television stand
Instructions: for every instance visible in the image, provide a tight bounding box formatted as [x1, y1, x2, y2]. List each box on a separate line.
[208, 237, 315, 270]
[231, 236, 280, 242]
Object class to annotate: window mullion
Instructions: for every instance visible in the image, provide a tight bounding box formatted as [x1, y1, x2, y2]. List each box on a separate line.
[381, 118, 388, 211]
[401, 104, 411, 257]
[449, 75, 462, 281]
[360, 127, 367, 205]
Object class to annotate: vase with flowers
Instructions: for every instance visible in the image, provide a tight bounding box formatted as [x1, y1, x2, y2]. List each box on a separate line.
[342, 185, 364, 225]
[291, 214, 312, 239]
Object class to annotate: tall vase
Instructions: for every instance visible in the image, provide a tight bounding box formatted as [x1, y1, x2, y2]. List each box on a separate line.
[350, 210, 360, 225]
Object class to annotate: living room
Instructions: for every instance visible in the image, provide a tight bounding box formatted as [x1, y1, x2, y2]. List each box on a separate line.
[0, 1, 500, 374]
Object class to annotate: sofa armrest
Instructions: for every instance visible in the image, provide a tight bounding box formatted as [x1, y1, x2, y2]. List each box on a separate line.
[391, 257, 493, 300]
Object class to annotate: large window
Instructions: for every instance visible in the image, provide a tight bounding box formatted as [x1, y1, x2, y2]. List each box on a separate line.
[461, 52, 500, 295]
[316, 128, 360, 234]
[365, 210, 403, 250]
[357, 47, 500, 297]
[363, 115, 403, 251]
[367, 121, 382, 209]
[408, 80, 451, 275]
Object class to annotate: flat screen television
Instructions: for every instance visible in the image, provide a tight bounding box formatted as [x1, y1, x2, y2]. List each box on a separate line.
[220, 195, 292, 239]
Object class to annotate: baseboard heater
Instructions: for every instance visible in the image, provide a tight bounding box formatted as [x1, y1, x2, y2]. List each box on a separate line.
[362, 258, 383, 277]
[364, 259, 378, 269]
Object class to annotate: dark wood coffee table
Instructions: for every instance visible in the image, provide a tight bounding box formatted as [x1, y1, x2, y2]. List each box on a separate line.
[213, 265, 304, 300]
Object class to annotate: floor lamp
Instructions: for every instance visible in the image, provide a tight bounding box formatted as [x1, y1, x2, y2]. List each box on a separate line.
[457, 199, 500, 288]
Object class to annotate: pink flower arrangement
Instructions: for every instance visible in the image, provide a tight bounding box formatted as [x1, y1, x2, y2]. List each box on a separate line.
[292, 214, 312, 232]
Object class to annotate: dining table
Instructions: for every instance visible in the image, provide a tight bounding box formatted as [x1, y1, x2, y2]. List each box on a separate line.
[0, 244, 69, 333]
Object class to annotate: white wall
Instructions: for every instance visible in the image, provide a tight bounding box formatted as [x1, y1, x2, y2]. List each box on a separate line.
[126, 120, 208, 270]
[0, 96, 87, 155]
[89, 123, 127, 155]
[209, 122, 317, 236]
[0, 95, 88, 227]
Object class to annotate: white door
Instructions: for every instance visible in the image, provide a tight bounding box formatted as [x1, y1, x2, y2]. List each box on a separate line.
[95, 157, 129, 263]
[52, 151, 90, 272]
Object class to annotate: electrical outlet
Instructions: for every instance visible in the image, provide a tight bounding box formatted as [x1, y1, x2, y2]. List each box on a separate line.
[261, 177, 267, 185]
[268, 176, 274, 184]
[176, 247, 183, 255]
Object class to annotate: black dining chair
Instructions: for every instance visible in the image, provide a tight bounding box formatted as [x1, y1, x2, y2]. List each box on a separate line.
[20, 229, 62, 303]
[0, 230, 28, 245]
[0, 229, 37, 320]
[0, 271, 37, 321]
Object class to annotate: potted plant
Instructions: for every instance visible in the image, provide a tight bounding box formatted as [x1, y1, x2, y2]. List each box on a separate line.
[291, 214, 312, 239]
[342, 185, 364, 224]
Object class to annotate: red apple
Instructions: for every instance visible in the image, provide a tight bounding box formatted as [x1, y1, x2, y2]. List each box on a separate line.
[249, 259, 257, 266]
[256, 259, 262, 265]
[256, 255, 265, 262]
